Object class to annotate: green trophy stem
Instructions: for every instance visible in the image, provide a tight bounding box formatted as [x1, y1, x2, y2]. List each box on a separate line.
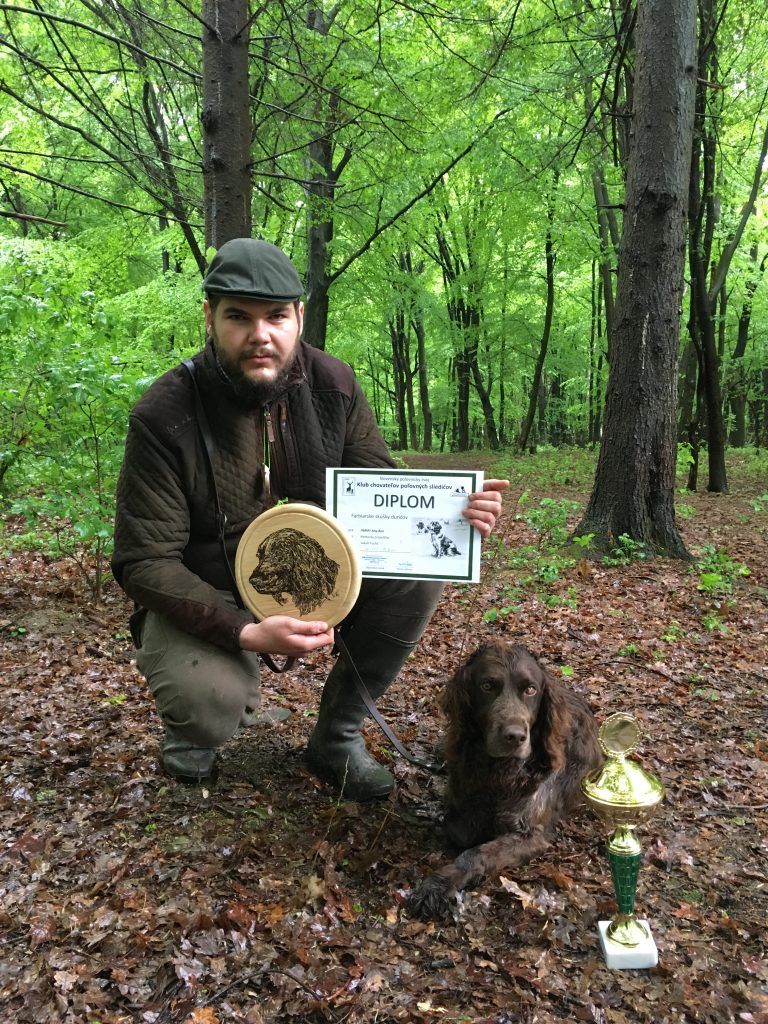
[606, 826, 650, 946]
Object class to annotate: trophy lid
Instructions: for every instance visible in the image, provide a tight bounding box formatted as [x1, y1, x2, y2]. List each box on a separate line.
[235, 503, 362, 626]
[582, 714, 664, 820]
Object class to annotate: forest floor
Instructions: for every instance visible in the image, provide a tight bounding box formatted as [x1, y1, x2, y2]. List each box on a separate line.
[1, 450, 767, 1024]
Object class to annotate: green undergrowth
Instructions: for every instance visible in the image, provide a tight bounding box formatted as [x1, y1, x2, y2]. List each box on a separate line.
[474, 449, 759, 629]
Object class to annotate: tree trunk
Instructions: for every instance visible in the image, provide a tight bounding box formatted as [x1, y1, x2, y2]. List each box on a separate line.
[729, 246, 767, 446]
[518, 209, 556, 451]
[454, 350, 471, 451]
[413, 315, 433, 451]
[549, 375, 568, 447]
[301, 7, 352, 350]
[201, 0, 251, 249]
[469, 355, 500, 450]
[760, 371, 768, 447]
[575, 0, 697, 558]
[591, 166, 618, 356]
[686, 0, 768, 488]
[388, 313, 409, 450]
[588, 261, 605, 445]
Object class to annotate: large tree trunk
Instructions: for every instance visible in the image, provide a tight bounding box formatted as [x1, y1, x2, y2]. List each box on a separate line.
[575, 0, 697, 558]
[201, 0, 252, 248]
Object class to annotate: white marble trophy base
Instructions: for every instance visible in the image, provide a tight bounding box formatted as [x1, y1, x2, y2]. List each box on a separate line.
[598, 920, 659, 969]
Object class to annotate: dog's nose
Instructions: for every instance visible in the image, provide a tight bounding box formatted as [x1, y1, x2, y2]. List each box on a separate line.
[503, 723, 528, 746]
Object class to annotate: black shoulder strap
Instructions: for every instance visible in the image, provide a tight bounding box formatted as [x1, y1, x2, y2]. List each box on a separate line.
[181, 358, 294, 675]
[183, 359, 227, 545]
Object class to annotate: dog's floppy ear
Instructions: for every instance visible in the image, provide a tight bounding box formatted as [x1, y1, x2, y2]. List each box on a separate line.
[441, 660, 474, 724]
[538, 670, 570, 772]
[441, 644, 493, 726]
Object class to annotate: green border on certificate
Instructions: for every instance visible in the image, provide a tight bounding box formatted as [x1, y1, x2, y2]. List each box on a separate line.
[326, 468, 484, 582]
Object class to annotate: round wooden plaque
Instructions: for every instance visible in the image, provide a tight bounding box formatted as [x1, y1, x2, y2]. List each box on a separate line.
[235, 503, 362, 626]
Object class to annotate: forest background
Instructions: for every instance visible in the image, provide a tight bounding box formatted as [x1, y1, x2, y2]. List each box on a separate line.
[0, 0, 767, 588]
[1, 3, 768, 1023]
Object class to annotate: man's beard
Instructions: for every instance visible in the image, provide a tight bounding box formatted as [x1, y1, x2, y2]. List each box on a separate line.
[213, 339, 298, 407]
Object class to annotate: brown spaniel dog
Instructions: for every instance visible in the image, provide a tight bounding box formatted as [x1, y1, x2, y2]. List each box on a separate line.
[408, 643, 601, 919]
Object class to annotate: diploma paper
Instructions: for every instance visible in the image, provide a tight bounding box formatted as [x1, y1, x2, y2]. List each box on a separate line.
[326, 468, 484, 582]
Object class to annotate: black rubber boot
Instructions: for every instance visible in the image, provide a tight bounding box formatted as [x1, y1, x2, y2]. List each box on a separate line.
[306, 658, 395, 800]
[305, 578, 444, 801]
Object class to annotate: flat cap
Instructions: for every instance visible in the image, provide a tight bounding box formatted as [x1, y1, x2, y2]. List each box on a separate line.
[202, 238, 303, 301]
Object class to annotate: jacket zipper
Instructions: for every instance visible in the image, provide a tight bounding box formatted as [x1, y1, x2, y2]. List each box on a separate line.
[264, 400, 300, 500]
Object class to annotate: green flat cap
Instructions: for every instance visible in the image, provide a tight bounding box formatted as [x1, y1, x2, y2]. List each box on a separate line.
[202, 238, 303, 300]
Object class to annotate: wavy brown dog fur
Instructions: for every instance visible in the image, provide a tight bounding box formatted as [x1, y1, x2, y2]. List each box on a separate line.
[408, 642, 601, 919]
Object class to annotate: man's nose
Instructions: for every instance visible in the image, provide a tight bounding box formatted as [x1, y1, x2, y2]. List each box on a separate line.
[249, 317, 271, 343]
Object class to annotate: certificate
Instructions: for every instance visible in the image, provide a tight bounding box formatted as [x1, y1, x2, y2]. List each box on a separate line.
[326, 468, 484, 582]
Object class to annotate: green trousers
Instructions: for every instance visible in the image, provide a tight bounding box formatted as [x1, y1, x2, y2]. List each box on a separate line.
[134, 579, 444, 754]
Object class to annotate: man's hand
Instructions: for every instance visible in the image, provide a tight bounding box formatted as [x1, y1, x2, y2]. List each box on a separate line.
[239, 616, 334, 655]
[461, 478, 510, 538]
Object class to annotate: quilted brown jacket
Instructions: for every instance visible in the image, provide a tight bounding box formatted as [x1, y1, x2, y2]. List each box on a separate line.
[112, 339, 394, 651]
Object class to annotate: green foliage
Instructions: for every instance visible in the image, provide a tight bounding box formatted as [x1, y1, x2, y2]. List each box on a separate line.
[676, 503, 696, 520]
[676, 442, 695, 478]
[692, 686, 721, 702]
[604, 534, 648, 566]
[571, 532, 594, 550]
[661, 620, 685, 643]
[0, 238, 187, 600]
[483, 493, 584, 620]
[517, 494, 583, 548]
[691, 545, 750, 634]
[695, 545, 750, 596]
[497, 449, 597, 492]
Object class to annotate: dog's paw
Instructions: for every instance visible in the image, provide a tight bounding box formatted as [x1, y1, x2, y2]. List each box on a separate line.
[406, 875, 456, 920]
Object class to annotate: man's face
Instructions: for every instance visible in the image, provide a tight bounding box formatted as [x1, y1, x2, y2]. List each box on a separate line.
[205, 296, 303, 402]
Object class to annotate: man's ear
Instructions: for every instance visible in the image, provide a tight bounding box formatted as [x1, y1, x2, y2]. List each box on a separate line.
[203, 299, 213, 335]
[296, 301, 305, 338]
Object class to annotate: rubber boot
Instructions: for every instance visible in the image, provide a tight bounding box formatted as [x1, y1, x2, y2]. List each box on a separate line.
[305, 579, 444, 801]
[161, 725, 218, 785]
[305, 658, 395, 800]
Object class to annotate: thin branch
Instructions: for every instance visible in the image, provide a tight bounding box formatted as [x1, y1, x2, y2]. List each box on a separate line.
[328, 109, 512, 284]
[0, 160, 202, 227]
[0, 5, 201, 79]
[170, 0, 217, 35]
[0, 209, 66, 226]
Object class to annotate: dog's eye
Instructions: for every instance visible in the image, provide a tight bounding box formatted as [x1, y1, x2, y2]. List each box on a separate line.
[479, 679, 495, 693]
[524, 685, 538, 697]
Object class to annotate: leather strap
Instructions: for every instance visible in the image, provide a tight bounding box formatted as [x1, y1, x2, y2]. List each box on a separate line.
[181, 358, 295, 675]
[334, 632, 443, 772]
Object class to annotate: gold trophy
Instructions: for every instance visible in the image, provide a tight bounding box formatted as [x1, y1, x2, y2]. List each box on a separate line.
[582, 713, 664, 969]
